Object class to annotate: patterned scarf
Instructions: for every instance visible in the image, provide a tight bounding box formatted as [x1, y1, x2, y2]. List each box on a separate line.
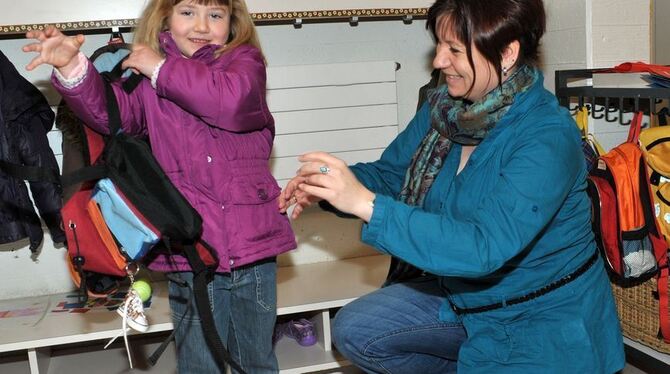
[398, 65, 538, 207]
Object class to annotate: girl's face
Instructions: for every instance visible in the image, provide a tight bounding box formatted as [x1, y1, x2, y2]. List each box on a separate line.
[167, 1, 231, 57]
[432, 15, 500, 101]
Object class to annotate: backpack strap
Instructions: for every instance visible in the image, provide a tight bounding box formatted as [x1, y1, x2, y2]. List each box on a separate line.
[639, 157, 661, 236]
[658, 107, 669, 127]
[60, 165, 107, 187]
[148, 273, 188, 366]
[103, 80, 122, 135]
[182, 242, 247, 374]
[627, 111, 643, 144]
[0, 160, 60, 183]
[659, 265, 670, 343]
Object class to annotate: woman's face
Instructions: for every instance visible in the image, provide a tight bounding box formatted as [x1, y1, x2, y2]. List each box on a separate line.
[432, 15, 500, 101]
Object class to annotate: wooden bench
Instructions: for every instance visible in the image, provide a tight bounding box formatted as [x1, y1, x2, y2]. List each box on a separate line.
[0, 255, 390, 374]
[1, 60, 400, 373]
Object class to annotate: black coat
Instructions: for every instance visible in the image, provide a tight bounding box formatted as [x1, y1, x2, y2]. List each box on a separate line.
[0, 50, 64, 251]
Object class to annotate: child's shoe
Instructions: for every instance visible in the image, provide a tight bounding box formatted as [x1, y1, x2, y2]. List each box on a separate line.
[117, 289, 149, 332]
[282, 318, 317, 346]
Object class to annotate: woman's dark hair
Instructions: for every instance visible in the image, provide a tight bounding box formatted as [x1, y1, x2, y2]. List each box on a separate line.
[426, 0, 546, 91]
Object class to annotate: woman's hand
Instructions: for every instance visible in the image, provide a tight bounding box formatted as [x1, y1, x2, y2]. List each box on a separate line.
[279, 176, 322, 220]
[23, 26, 84, 74]
[296, 152, 375, 222]
[121, 44, 163, 77]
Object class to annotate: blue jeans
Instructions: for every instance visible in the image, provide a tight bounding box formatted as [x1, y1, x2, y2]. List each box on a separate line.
[168, 258, 278, 374]
[332, 276, 466, 374]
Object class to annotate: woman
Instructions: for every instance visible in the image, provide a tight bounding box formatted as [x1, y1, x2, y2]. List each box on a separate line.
[279, 0, 625, 372]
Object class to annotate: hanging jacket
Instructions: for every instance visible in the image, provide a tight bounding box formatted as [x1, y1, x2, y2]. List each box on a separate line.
[0, 51, 65, 251]
[53, 33, 296, 272]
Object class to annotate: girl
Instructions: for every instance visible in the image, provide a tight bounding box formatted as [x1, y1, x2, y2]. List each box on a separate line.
[23, 1, 296, 373]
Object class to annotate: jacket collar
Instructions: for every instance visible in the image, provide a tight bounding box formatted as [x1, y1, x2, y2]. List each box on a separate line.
[159, 31, 220, 63]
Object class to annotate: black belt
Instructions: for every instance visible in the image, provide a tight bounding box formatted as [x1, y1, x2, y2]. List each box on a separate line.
[451, 251, 600, 315]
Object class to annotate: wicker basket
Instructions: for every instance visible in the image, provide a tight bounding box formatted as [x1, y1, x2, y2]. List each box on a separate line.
[611, 277, 670, 354]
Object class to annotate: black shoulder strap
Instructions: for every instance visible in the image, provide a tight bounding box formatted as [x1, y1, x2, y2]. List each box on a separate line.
[60, 165, 107, 187]
[89, 43, 134, 62]
[103, 80, 122, 135]
[94, 43, 144, 94]
[658, 107, 669, 127]
[0, 160, 60, 183]
[182, 243, 246, 374]
[638, 157, 660, 235]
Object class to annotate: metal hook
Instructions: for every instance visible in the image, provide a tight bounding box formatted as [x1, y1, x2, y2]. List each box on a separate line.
[650, 97, 659, 120]
[293, 18, 303, 29]
[568, 96, 585, 115]
[349, 16, 359, 27]
[619, 97, 631, 126]
[604, 98, 618, 122]
[568, 102, 580, 114]
[109, 26, 125, 44]
[402, 15, 413, 25]
[591, 97, 605, 119]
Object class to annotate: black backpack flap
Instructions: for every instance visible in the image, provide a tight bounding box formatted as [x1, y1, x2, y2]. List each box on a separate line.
[102, 80, 202, 242]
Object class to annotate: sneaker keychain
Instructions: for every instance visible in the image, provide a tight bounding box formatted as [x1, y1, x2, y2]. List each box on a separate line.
[105, 262, 150, 368]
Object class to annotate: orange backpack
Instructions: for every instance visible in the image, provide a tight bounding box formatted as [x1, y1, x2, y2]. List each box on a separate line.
[587, 111, 669, 342]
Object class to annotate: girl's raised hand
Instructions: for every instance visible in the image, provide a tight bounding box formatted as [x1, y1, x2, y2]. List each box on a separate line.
[296, 152, 375, 222]
[23, 26, 84, 73]
[121, 44, 163, 77]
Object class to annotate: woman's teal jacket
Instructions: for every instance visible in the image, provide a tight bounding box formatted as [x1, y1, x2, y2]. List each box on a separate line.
[351, 74, 625, 373]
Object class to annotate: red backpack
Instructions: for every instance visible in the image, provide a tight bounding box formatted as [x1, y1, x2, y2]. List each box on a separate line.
[587, 111, 669, 342]
[57, 43, 243, 373]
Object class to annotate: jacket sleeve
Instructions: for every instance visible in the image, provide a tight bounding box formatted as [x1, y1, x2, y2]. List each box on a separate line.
[19, 112, 66, 243]
[360, 122, 583, 278]
[351, 102, 431, 197]
[154, 46, 269, 132]
[52, 62, 147, 137]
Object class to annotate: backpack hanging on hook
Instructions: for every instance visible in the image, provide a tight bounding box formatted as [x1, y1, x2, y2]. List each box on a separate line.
[587, 111, 670, 343]
[640, 111, 670, 248]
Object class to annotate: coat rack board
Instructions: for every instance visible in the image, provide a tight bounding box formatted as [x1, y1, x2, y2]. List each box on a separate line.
[555, 69, 670, 126]
[0, 0, 433, 36]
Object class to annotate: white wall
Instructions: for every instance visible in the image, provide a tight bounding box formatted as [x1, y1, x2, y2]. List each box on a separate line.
[0, 1, 654, 299]
[592, 0, 650, 68]
[590, 0, 651, 152]
[541, 0, 589, 93]
[654, 0, 670, 64]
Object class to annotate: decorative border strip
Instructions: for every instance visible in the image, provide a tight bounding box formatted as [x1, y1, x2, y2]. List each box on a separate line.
[1, 19, 137, 36]
[1, 8, 428, 36]
[251, 8, 428, 21]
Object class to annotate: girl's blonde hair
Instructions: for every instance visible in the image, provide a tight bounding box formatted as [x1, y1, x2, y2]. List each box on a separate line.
[133, 0, 262, 58]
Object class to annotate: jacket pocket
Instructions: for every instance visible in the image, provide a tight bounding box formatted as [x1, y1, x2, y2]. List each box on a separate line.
[229, 173, 284, 248]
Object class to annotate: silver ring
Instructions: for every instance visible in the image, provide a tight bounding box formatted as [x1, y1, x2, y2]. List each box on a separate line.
[319, 165, 331, 174]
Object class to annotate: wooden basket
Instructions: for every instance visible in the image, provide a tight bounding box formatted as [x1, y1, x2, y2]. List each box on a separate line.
[611, 277, 670, 354]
